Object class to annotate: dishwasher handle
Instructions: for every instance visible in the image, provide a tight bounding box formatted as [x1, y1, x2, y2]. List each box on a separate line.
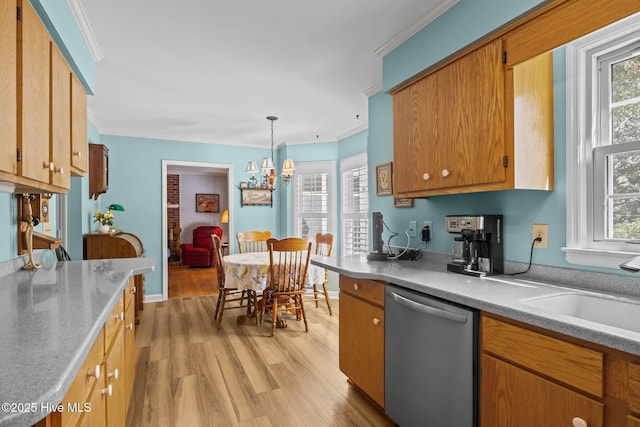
[390, 292, 468, 324]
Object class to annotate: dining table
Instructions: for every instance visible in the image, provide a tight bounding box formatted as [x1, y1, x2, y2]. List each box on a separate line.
[222, 251, 326, 326]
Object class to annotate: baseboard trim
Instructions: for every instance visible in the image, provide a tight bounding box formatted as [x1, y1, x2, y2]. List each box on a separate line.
[144, 294, 164, 303]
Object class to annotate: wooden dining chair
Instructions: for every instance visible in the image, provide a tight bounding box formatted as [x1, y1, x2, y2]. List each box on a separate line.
[212, 234, 257, 328]
[259, 237, 312, 336]
[236, 230, 272, 253]
[307, 233, 333, 315]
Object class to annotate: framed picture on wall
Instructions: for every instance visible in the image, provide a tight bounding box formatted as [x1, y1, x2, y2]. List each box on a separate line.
[240, 189, 273, 207]
[376, 162, 393, 196]
[394, 198, 414, 208]
[195, 193, 220, 213]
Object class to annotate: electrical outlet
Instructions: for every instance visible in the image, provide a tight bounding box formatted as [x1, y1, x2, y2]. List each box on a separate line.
[408, 221, 417, 238]
[532, 224, 548, 249]
[423, 221, 433, 240]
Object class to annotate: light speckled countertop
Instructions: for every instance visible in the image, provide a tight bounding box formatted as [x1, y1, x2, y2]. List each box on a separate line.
[0, 257, 155, 427]
[312, 254, 640, 356]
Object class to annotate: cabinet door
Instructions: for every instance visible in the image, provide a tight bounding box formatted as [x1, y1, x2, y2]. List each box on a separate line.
[105, 326, 126, 427]
[124, 293, 137, 404]
[18, 0, 50, 184]
[71, 73, 87, 174]
[0, 0, 16, 175]
[481, 354, 603, 427]
[393, 71, 441, 194]
[438, 38, 506, 189]
[339, 292, 384, 407]
[50, 41, 71, 188]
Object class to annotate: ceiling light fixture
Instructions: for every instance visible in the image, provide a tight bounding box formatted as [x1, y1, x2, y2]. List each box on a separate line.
[244, 116, 295, 188]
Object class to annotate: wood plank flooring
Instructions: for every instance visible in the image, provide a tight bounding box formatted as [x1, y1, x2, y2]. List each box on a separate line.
[168, 266, 218, 299]
[127, 294, 393, 426]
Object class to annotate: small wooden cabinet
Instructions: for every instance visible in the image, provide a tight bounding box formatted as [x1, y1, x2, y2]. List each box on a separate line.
[392, 39, 554, 198]
[50, 40, 71, 189]
[89, 143, 109, 200]
[0, 0, 16, 176]
[0, 0, 87, 193]
[338, 275, 385, 408]
[84, 232, 145, 324]
[480, 313, 640, 426]
[17, 0, 51, 185]
[70, 73, 88, 175]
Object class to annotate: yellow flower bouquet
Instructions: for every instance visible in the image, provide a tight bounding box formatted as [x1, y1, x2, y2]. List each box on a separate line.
[94, 210, 114, 226]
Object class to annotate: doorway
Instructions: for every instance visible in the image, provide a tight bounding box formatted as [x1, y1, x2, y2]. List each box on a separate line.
[161, 160, 234, 301]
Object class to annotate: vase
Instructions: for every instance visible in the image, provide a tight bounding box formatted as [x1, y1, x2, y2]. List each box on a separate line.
[97, 224, 111, 234]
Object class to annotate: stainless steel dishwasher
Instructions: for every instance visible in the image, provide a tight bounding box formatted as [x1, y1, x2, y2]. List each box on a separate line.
[385, 284, 478, 427]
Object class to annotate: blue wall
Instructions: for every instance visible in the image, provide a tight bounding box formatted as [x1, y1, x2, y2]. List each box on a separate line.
[370, 0, 632, 275]
[2, 0, 635, 296]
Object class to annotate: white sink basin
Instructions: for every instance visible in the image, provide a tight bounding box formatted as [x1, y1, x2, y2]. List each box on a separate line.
[520, 292, 640, 333]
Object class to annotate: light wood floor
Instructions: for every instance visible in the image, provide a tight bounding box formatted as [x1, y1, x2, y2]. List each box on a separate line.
[168, 266, 218, 299]
[126, 294, 393, 426]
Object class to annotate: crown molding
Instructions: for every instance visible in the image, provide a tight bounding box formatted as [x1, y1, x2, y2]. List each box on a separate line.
[336, 123, 368, 141]
[374, 0, 459, 58]
[364, 82, 383, 97]
[67, 0, 103, 62]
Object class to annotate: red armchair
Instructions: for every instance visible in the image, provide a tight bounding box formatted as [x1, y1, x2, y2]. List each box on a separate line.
[180, 226, 223, 267]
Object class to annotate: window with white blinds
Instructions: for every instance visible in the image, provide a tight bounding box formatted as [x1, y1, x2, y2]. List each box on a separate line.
[292, 162, 334, 240]
[341, 153, 368, 255]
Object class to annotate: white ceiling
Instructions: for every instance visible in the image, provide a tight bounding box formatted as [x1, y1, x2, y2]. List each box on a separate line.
[78, 0, 455, 148]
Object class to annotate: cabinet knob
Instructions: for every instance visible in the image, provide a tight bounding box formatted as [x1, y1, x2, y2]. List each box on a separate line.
[73, 151, 82, 158]
[54, 166, 64, 175]
[373, 318, 381, 326]
[423, 173, 430, 181]
[441, 169, 450, 178]
[101, 384, 113, 396]
[108, 368, 119, 380]
[353, 283, 359, 291]
[44, 162, 54, 171]
[115, 312, 124, 321]
[131, 286, 137, 294]
[126, 322, 134, 330]
[87, 364, 100, 379]
[572, 417, 588, 427]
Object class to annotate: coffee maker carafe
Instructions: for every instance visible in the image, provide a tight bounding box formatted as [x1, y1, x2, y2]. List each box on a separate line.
[446, 215, 503, 276]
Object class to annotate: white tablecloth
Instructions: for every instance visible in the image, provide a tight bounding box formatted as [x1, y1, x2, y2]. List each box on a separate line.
[223, 252, 325, 292]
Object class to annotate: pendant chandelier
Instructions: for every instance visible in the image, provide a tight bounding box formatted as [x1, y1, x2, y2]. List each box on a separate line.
[245, 116, 295, 188]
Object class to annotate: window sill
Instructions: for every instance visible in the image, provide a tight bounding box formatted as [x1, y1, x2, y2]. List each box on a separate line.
[562, 247, 638, 269]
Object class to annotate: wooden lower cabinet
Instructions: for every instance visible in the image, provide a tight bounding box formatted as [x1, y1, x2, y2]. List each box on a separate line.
[338, 275, 385, 408]
[38, 279, 138, 426]
[481, 313, 640, 427]
[481, 354, 603, 427]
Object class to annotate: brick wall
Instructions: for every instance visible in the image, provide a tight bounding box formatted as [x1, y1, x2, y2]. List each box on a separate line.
[167, 174, 181, 262]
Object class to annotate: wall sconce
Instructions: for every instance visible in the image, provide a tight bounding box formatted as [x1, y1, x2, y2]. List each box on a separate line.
[221, 209, 229, 224]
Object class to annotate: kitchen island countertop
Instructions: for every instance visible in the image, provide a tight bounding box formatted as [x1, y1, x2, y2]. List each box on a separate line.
[0, 257, 155, 427]
[312, 254, 640, 356]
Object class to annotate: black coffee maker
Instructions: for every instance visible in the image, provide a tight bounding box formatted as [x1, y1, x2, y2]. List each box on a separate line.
[446, 215, 503, 276]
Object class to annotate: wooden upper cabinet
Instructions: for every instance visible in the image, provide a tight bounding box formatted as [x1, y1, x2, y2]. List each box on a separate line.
[393, 38, 553, 198]
[393, 39, 507, 196]
[438, 38, 506, 189]
[50, 42, 71, 189]
[18, 0, 51, 185]
[0, 0, 17, 176]
[70, 73, 88, 175]
[393, 71, 440, 193]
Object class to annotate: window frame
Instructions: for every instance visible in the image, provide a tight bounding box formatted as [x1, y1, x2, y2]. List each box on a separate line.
[564, 12, 640, 268]
[291, 161, 336, 241]
[340, 153, 368, 256]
